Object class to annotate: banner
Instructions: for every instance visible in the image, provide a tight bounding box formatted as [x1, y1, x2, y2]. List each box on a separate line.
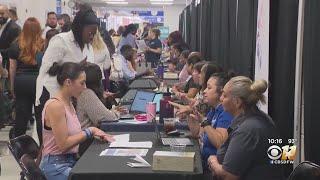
[254, 0, 270, 113]
[56, 0, 62, 14]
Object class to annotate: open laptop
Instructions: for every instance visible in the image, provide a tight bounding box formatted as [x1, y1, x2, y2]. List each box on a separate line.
[152, 118, 193, 146]
[120, 90, 156, 119]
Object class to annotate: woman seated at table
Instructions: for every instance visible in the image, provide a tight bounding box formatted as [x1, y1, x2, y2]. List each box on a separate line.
[171, 52, 203, 99]
[170, 62, 223, 114]
[40, 62, 114, 180]
[208, 76, 284, 180]
[77, 63, 127, 128]
[110, 45, 151, 96]
[177, 50, 190, 82]
[176, 73, 234, 171]
[77, 63, 127, 155]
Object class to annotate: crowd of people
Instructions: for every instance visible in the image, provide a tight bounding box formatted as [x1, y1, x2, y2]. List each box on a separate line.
[0, 3, 284, 180]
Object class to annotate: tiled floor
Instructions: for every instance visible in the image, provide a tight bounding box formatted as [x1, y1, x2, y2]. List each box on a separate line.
[0, 123, 39, 180]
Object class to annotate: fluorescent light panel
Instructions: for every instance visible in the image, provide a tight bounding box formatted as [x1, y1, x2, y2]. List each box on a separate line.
[150, 0, 173, 2]
[151, 2, 173, 5]
[106, 1, 128, 4]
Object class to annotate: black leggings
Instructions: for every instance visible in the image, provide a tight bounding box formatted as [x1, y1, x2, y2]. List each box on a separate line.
[13, 74, 37, 137]
[34, 87, 50, 145]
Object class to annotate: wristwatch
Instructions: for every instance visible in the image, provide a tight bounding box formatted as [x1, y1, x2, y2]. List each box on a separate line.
[200, 119, 211, 128]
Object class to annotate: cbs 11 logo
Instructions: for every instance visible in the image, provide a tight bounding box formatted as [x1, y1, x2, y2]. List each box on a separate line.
[267, 145, 297, 163]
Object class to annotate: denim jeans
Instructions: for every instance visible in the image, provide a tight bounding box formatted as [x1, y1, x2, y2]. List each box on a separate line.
[40, 154, 77, 180]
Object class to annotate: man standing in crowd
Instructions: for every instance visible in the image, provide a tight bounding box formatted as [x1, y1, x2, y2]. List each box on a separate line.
[42, 11, 58, 38]
[0, 4, 21, 69]
[8, 8, 22, 27]
[57, 13, 71, 32]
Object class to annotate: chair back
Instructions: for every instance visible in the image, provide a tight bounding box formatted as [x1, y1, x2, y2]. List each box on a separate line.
[7, 135, 40, 161]
[288, 161, 320, 180]
[20, 154, 46, 180]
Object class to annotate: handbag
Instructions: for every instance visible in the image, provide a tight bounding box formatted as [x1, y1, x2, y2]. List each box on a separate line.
[109, 54, 124, 82]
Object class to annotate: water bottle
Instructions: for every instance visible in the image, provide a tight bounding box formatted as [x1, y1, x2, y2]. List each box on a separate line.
[159, 92, 174, 124]
[157, 61, 164, 79]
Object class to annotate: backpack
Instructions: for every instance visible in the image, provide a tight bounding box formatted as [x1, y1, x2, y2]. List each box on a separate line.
[109, 53, 124, 82]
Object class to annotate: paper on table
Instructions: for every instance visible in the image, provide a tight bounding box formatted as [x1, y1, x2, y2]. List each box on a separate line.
[99, 148, 148, 156]
[113, 134, 130, 142]
[127, 154, 151, 168]
[109, 141, 153, 148]
[136, 40, 148, 53]
[120, 120, 148, 124]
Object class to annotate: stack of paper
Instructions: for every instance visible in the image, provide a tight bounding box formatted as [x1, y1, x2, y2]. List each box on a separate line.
[109, 134, 153, 148]
[100, 148, 148, 156]
[119, 120, 148, 124]
[127, 155, 151, 168]
[113, 134, 130, 142]
[109, 141, 153, 148]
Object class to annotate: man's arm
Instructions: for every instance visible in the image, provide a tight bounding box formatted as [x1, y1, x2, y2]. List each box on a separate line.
[208, 155, 239, 180]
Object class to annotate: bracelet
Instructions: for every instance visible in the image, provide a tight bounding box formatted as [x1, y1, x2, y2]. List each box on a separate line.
[200, 119, 211, 128]
[83, 128, 93, 139]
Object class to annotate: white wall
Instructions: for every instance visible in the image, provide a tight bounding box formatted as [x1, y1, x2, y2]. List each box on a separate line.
[0, 0, 72, 28]
[163, 5, 185, 32]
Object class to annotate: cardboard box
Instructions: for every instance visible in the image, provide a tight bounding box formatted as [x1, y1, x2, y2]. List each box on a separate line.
[163, 72, 179, 79]
[152, 151, 195, 172]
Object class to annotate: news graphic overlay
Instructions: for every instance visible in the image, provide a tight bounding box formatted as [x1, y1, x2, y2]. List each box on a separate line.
[267, 138, 297, 164]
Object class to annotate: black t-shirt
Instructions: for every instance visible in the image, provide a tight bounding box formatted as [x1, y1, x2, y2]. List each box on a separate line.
[8, 42, 41, 74]
[216, 108, 284, 180]
[183, 77, 201, 93]
[145, 38, 162, 63]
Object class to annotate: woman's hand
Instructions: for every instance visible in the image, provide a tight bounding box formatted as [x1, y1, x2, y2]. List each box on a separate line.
[115, 106, 129, 115]
[189, 109, 205, 123]
[169, 101, 192, 116]
[145, 47, 150, 52]
[171, 85, 180, 96]
[89, 127, 115, 143]
[103, 91, 116, 98]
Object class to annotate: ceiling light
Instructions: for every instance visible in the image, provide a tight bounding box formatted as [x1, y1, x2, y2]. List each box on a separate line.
[150, 0, 173, 1]
[104, 0, 125, 1]
[106, 1, 128, 5]
[151, 2, 174, 5]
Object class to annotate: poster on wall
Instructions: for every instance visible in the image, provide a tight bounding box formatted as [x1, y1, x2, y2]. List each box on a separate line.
[56, 0, 62, 14]
[158, 26, 169, 40]
[254, 0, 270, 113]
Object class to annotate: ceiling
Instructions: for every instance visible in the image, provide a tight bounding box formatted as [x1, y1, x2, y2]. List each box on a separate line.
[80, 0, 187, 8]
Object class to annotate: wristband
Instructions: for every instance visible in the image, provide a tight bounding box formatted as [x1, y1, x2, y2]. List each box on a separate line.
[200, 119, 211, 128]
[83, 128, 93, 139]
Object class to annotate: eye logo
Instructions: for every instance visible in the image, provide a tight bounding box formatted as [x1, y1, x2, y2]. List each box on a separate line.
[267, 145, 282, 160]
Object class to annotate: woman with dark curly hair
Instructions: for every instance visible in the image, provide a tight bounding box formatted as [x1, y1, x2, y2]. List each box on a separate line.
[118, 24, 138, 51]
[35, 4, 99, 144]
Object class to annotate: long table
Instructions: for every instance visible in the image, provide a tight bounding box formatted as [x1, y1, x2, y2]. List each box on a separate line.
[100, 120, 189, 132]
[69, 132, 203, 180]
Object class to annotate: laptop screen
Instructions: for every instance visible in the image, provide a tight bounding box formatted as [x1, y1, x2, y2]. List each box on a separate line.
[153, 93, 163, 112]
[130, 90, 156, 113]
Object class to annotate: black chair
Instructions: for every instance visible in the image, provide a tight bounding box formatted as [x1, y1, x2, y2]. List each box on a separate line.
[7, 135, 41, 180]
[288, 161, 320, 180]
[20, 154, 46, 180]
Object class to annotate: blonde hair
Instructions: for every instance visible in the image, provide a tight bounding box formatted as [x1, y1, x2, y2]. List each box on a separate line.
[92, 29, 107, 52]
[228, 76, 268, 106]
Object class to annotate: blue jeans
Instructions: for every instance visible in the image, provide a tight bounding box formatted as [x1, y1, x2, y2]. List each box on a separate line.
[40, 154, 77, 180]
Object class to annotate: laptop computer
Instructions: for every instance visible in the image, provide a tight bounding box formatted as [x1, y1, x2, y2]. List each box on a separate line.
[152, 117, 193, 146]
[120, 90, 156, 119]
